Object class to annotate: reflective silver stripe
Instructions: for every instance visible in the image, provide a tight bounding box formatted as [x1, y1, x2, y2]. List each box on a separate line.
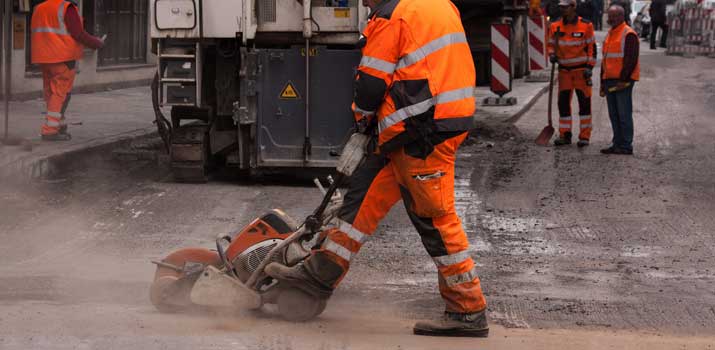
[558, 56, 589, 64]
[603, 25, 631, 59]
[559, 123, 571, 128]
[580, 123, 592, 128]
[559, 116, 572, 121]
[353, 105, 376, 117]
[396, 32, 467, 70]
[557, 40, 586, 46]
[603, 52, 624, 58]
[360, 56, 396, 75]
[45, 119, 62, 127]
[443, 266, 479, 287]
[32, 1, 71, 36]
[579, 115, 591, 120]
[378, 87, 473, 132]
[337, 219, 369, 244]
[433, 251, 471, 267]
[585, 37, 595, 44]
[324, 240, 352, 262]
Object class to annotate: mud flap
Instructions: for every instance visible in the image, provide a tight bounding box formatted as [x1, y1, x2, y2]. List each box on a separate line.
[190, 266, 262, 309]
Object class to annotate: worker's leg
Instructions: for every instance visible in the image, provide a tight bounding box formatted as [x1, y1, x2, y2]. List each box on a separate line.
[393, 133, 486, 314]
[303, 153, 403, 289]
[557, 70, 574, 142]
[40, 63, 76, 138]
[604, 81, 622, 148]
[613, 82, 635, 151]
[574, 72, 593, 142]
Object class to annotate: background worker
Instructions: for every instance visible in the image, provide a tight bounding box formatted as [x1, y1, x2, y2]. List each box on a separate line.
[548, 0, 597, 147]
[31, 0, 105, 141]
[649, 0, 668, 50]
[600, 5, 639, 155]
[266, 0, 490, 338]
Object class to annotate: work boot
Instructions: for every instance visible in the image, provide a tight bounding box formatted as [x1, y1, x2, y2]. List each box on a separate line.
[577, 139, 590, 147]
[600, 146, 633, 155]
[265, 262, 333, 299]
[554, 136, 572, 146]
[41, 132, 72, 141]
[413, 310, 489, 337]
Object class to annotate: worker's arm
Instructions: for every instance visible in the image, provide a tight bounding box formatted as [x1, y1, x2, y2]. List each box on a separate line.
[352, 16, 400, 126]
[585, 22, 596, 68]
[620, 32, 639, 81]
[65, 5, 104, 50]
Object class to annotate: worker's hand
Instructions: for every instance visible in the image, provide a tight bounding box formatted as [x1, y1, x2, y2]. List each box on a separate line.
[583, 69, 592, 79]
[616, 81, 629, 90]
[99, 34, 107, 48]
[599, 87, 606, 97]
[355, 115, 375, 135]
[549, 54, 558, 64]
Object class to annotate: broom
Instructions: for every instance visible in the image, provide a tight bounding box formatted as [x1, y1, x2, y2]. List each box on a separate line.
[535, 61, 556, 146]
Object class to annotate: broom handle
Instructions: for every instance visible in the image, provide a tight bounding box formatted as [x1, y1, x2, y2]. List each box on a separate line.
[547, 62, 555, 128]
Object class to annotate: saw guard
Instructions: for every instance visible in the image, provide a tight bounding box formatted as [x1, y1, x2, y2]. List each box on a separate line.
[190, 265, 262, 309]
[150, 247, 222, 312]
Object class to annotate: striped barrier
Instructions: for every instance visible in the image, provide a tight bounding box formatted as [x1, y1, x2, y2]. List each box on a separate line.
[667, 5, 715, 58]
[527, 15, 548, 71]
[487, 22, 515, 106]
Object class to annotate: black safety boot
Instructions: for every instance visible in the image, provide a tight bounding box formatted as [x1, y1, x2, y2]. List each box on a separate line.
[265, 262, 333, 299]
[41, 132, 72, 141]
[577, 139, 590, 147]
[413, 310, 489, 338]
[554, 132, 572, 146]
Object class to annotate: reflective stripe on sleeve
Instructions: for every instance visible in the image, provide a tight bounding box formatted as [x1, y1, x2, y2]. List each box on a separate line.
[443, 266, 479, 287]
[359, 56, 397, 75]
[396, 32, 468, 70]
[378, 87, 474, 132]
[433, 250, 471, 267]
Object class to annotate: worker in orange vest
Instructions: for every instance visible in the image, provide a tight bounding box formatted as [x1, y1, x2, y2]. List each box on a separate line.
[266, 0, 489, 338]
[548, 0, 596, 147]
[599, 4, 639, 155]
[31, 0, 105, 141]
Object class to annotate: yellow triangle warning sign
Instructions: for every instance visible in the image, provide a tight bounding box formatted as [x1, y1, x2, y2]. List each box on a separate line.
[280, 82, 300, 99]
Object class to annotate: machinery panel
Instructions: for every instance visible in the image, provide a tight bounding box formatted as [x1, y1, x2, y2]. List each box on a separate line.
[256, 47, 360, 167]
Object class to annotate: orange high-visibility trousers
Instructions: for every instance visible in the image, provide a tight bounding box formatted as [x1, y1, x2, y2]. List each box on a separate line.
[557, 69, 592, 141]
[305, 132, 487, 314]
[40, 62, 76, 136]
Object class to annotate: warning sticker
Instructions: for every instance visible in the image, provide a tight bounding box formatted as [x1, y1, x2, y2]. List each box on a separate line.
[334, 8, 350, 18]
[280, 82, 300, 99]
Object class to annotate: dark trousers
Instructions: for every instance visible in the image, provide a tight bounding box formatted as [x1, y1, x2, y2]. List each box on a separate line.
[650, 22, 668, 48]
[604, 80, 635, 151]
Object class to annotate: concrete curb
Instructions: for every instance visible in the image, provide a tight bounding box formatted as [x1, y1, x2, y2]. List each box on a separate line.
[0, 127, 157, 181]
[504, 84, 549, 124]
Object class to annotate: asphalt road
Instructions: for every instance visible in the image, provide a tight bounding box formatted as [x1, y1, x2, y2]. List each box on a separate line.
[1, 43, 714, 349]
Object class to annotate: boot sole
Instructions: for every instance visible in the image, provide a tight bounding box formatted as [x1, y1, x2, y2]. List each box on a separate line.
[413, 326, 489, 338]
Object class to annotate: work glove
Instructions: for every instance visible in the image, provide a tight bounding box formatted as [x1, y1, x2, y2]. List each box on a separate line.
[355, 115, 375, 135]
[583, 69, 593, 79]
[549, 54, 558, 64]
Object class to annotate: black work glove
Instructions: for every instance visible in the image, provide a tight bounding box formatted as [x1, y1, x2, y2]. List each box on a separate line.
[583, 69, 593, 79]
[549, 54, 558, 64]
[355, 116, 375, 135]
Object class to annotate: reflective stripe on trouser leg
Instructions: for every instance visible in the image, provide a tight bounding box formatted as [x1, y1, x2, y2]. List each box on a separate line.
[304, 153, 402, 288]
[40, 63, 76, 135]
[395, 134, 487, 313]
[557, 90, 573, 137]
[575, 88, 592, 140]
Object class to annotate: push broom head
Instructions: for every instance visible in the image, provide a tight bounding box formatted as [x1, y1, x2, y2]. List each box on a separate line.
[535, 125, 554, 146]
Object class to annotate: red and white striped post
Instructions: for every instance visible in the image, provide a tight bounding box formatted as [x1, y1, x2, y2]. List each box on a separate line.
[490, 22, 512, 97]
[527, 15, 548, 71]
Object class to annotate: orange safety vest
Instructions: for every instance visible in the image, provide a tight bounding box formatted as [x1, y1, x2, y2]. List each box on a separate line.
[31, 0, 84, 64]
[548, 17, 596, 69]
[352, 0, 476, 152]
[601, 22, 640, 81]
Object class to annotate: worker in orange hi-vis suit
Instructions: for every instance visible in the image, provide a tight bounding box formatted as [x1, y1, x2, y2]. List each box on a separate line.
[547, 0, 597, 147]
[31, 0, 105, 141]
[266, 0, 489, 338]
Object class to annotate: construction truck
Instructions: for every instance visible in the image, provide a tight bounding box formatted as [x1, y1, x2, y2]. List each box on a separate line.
[150, 0, 530, 182]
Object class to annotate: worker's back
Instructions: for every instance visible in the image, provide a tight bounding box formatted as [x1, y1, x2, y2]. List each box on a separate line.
[31, 0, 83, 64]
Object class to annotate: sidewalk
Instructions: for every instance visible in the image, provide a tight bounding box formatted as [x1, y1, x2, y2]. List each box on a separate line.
[475, 77, 549, 123]
[0, 78, 549, 181]
[0, 86, 156, 180]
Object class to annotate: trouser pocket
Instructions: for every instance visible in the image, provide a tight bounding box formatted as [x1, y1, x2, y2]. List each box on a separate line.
[405, 168, 449, 218]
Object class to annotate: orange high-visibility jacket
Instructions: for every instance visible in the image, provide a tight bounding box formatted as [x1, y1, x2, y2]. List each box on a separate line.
[352, 0, 476, 152]
[548, 17, 596, 69]
[31, 0, 84, 64]
[601, 22, 640, 81]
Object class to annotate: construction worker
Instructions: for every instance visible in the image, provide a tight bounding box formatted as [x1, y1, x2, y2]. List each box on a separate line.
[266, 0, 488, 338]
[548, 0, 597, 147]
[600, 4, 639, 155]
[31, 0, 105, 141]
